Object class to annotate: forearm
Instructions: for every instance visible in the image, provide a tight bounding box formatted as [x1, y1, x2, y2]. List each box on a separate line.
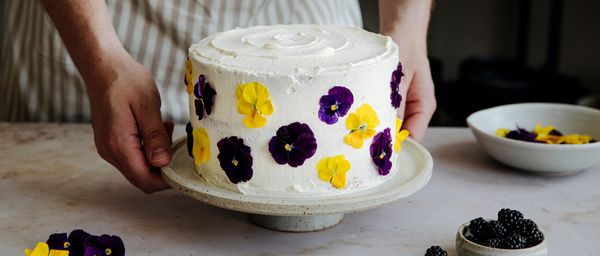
[40, 0, 125, 91]
[379, 0, 433, 49]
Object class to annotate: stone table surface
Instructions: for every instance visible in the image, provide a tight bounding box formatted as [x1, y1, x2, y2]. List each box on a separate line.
[0, 123, 598, 255]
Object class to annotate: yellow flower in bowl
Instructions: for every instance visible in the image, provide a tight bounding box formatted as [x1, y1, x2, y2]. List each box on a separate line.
[344, 103, 380, 148]
[317, 155, 351, 189]
[236, 82, 274, 128]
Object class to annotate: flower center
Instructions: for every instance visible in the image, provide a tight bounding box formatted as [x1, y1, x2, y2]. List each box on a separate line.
[63, 241, 70, 249]
[379, 152, 386, 159]
[330, 104, 338, 111]
[358, 123, 367, 132]
[284, 143, 293, 152]
[232, 159, 239, 166]
[105, 248, 112, 255]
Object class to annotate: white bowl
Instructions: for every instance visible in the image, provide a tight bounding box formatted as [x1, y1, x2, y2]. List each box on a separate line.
[467, 103, 600, 174]
[456, 222, 548, 256]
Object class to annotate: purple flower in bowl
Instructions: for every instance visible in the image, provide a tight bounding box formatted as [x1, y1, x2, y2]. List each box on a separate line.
[506, 127, 539, 143]
[268, 122, 317, 167]
[217, 136, 253, 184]
[390, 62, 404, 108]
[318, 86, 354, 124]
[370, 128, 393, 175]
[194, 75, 217, 120]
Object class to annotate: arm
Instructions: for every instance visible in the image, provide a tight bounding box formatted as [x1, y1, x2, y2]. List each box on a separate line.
[41, 0, 172, 193]
[379, 0, 437, 141]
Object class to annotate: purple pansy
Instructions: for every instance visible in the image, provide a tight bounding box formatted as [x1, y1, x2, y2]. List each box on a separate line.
[268, 122, 317, 167]
[390, 62, 404, 108]
[47, 233, 69, 250]
[83, 234, 125, 256]
[186, 122, 193, 158]
[506, 127, 539, 143]
[193, 75, 217, 120]
[217, 137, 253, 184]
[318, 86, 354, 125]
[370, 128, 393, 175]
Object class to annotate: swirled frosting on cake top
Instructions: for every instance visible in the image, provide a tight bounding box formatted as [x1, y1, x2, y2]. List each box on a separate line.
[189, 25, 397, 74]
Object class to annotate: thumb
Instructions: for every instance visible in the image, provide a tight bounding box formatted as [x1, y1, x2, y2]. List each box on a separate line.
[134, 105, 172, 167]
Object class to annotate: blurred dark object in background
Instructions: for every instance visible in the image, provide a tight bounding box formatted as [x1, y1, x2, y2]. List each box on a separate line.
[430, 0, 590, 127]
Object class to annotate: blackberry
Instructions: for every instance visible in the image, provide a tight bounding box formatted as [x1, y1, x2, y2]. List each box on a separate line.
[465, 234, 480, 244]
[424, 245, 448, 256]
[526, 229, 544, 247]
[515, 219, 539, 236]
[469, 217, 492, 241]
[498, 208, 524, 229]
[483, 238, 504, 248]
[504, 233, 527, 249]
[489, 220, 508, 238]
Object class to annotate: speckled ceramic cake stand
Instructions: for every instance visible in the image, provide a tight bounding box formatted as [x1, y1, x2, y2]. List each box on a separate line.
[161, 137, 433, 232]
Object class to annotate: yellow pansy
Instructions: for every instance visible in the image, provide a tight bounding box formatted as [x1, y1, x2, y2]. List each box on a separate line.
[559, 134, 593, 144]
[394, 118, 410, 152]
[344, 104, 380, 148]
[533, 123, 556, 141]
[236, 82, 274, 128]
[317, 155, 351, 189]
[192, 127, 211, 165]
[185, 58, 194, 94]
[24, 242, 68, 256]
[496, 128, 510, 138]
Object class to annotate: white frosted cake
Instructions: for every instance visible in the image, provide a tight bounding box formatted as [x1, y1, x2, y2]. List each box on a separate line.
[184, 24, 409, 197]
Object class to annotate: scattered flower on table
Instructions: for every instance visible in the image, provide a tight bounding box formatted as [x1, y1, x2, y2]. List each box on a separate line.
[389, 62, 404, 108]
[394, 118, 410, 152]
[344, 103, 380, 149]
[497, 123, 596, 144]
[25, 229, 124, 256]
[316, 155, 351, 189]
[318, 86, 354, 125]
[217, 136, 253, 184]
[193, 75, 217, 121]
[370, 128, 393, 176]
[268, 122, 317, 167]
[236, 82, 274, 128]
[184, 58, 194, 94]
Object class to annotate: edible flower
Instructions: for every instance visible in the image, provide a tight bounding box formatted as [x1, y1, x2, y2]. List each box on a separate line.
[316, 155, 351, 189]
[24, 242, 68, 256]
[268, 122, 317, 167]
[318, 86, 354, 124]
[217, 136, 253, 184]
[344, 104, 380, 148]
[390, 62, 404, 108]
[497, 123, 596, 144]
[193, 75, 217, 120]
[394, 118, 410, 152]
[82, 235, 125, 256]
[236, 82, 274, 128]
[191, 127, 211, 165]
[370, 128, 393, 175]
[184, 58, 194, 94]
[186, 122, 194, 157]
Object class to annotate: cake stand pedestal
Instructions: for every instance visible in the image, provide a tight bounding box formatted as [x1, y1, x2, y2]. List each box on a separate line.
[161, 138, 433, 232]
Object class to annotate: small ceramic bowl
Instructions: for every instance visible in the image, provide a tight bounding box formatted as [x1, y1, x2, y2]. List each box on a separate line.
[467, 103, 600, 174]
[455, 222, 548, 256]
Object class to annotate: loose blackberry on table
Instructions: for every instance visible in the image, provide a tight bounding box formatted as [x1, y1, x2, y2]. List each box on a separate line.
[424, 245, 448, 256]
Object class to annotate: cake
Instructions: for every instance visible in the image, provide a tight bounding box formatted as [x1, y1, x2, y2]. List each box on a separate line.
[184, 24, 409, 197]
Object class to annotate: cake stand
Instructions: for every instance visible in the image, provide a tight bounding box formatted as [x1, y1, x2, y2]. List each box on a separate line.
[161, 137, 433, 232]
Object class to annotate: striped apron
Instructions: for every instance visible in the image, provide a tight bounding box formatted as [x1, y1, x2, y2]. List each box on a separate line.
[0, 0, 362, 123]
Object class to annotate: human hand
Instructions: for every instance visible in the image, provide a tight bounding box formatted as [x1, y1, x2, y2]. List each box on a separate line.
[86, 50, 173, 193]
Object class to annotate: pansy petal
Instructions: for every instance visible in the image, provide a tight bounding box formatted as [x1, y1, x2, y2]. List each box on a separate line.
[344, 132, 364, 148]
[330, 171, 347, 189]
[257, 100, 274, 116]
[26, 242, 49, 256]
[237, 100, 254, 115]
[345, 113, 361, 130]
[194, 99, 205, 120]
[235, 83, 246, 100]
[243, 111, 267, 128]
[242, 82, 259, 103]
[48, 250, 69, 256]
[317, 159, 334, 181]
[268, 138, 289, 165]
[364, 128, 377, 138]
[318, 107, 338, 124]
[192, 127, 211, 165]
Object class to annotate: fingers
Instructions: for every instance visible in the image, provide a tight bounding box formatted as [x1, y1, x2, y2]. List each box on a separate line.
[402, 71, 437, 142]
[131, 93, 173, 168]
[163, 120, 174, 142]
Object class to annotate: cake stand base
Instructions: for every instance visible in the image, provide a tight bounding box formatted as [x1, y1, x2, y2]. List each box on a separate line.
[248, 213, 344, 232]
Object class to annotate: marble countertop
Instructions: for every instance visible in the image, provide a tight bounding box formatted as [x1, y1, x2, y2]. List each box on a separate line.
[0, 123, 598, 255]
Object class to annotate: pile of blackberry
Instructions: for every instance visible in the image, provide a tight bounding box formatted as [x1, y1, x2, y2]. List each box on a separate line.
[466, 208, 544, 249]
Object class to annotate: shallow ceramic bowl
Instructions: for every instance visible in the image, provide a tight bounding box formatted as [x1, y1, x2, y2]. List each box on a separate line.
[456, 222, 548, 256]
[467, 103, 600, 174]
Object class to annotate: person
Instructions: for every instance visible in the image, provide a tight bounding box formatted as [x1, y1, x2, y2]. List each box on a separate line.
[0, 0, 436, 193]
